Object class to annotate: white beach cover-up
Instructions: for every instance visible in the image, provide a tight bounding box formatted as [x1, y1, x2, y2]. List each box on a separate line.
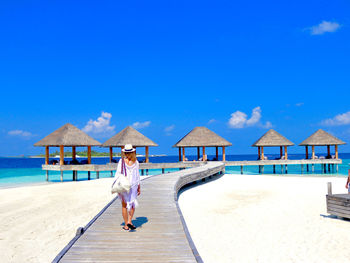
[116, 159, 140, 211]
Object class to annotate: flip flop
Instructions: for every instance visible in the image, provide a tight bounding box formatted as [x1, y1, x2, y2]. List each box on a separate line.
[127, 223, 136, 230]
[122, 226, 129, 231]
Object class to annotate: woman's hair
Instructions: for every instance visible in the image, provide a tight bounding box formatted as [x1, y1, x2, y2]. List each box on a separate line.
[124, 151, 137, 162]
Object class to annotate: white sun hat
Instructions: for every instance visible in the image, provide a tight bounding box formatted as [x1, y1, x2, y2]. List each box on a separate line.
[122, 144, 136, 153]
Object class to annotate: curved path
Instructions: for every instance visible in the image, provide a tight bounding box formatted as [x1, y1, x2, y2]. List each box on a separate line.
[56, 162, 225, 263]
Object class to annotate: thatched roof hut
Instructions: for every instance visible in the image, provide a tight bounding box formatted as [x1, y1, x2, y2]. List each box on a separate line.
[34, 123, 101, 166]
[102, 126, 158, 163]
[299, 129, 346, 159]
[173, 127, 232, 161]
[252, 129, 294, 160]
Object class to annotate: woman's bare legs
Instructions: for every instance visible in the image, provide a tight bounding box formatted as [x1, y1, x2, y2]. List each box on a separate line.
[121, 200, 129, 229]
[128, 207, 135, 225]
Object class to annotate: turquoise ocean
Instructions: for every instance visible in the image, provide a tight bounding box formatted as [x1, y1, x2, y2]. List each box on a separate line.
[0, 154, 349, 188]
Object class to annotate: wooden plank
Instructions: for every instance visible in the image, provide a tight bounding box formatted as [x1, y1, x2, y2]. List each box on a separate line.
[57, 162, 224, 263]
[60, 145, 64, 165]
[45, 146, 49, 165]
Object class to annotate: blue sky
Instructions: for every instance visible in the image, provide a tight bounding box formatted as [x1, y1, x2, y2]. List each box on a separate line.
[0, 0, 349, 156]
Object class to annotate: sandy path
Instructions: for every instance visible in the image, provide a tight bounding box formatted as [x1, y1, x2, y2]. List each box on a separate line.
[178, 174, 350, 263]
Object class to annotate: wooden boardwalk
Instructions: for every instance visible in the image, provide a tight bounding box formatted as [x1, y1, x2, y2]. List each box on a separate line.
[56, 162, 225, 263]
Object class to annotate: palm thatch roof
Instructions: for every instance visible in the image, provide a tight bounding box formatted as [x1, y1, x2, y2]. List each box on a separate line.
[252, 129, 294, 147]
[299, 129, 346, 146]
[173, 127, 232, 147]
[102, 126, 158, 147]
[34, 123, 101, 147]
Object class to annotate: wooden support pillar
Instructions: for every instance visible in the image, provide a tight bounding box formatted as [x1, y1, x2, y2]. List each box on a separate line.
[145, 146, 149, 163]
[87, 146, 91, 164]
[46, 170, 49, 181]
[307, 164, 309, 172]
[60, 145, 64, 165]
[261, 146, 264, 160]
[261, 165, 264, 174]
[273, 165, 276, 174]
[203, 146, 206, 161]
[284, 146, 288, 160]
[88, 171, 91, 180]
[146, 169, 149, 175]
[335, 145, 338, 159]
[72, 146, 76, 160]
[328, 164, 331, 173]
[60, 171, 63, 182]
[182, 147, 186, 162]
[312, 145, 315, 159]
[285, 165, 288, 174]
[96, 171, 99, 179]
[240, 165, 243, 175]
[179, 147, 182, 162]
[258, 146, 261, 160]
[162, 168, 165, 174]
[280, 146, 283, 159]
[305, 146, 309, 159]
[110, 171, 113, 177]
[216, 147, 219, 160]
[301, 164, 304, 174]
[141, 169, 144, 175]
[222, 146, 226, 162]
[327, 182, 332, 195]
[312, 164, 315, 173]
[45, 146, 49, 165]
[336, 164, 339, 173]
[327, 145, 331, 157]
[109, 147, 113, 163]
[281, 165, 284, 174]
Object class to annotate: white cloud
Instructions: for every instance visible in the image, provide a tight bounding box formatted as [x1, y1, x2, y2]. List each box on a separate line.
[132, 121, 151, 129]
[208, 119, 216, 124]
[322, 111, 350, 126]
[8, 130, 33, 137]
[295, 102, 304, 107]
[164, 125, 175, 132]
[228, 107, 272, 129]
[310, 21, 340, 35]
[82, 111, 115, 135]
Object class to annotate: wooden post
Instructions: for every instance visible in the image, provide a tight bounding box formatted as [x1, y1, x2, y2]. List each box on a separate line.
[327, 145, 330, 157]
[145, 146, 149, 163]
[305, 146, 308, 159]
[273, 165, 276, 174]
[88, 171, 91, 180]
[121, 146, 124, 159]
[261, 165, 264, 174]
[45, 146, 49, 165]
[109, 147, 113, 163]
[280, 146, 283, 159]
[46, 170, 49, 181]
[60, 171, 63, 182]
[312, 145, 315, 159]
[285, 165, 288, 174]
[162, 168, 165, 174]
[222, 146, 226, 162]
[203, 146, 206, 161]
[197, 147, 200, 160]
[60, 145, 64, 165]
[96, 171, 99, 179]
[312, 164, 315, 173]
[301, 164, 304, 174]
[327, 182, 332, 195]
[258, 146, 261, 160]
[216, 147, 218, 160]
[72, 146, 76, 160]
[87, 146, 91, 164]
[284, 146, 288, 160]
[335, 145, 338, 159]
[241, 165, 243, 175]
[110, 171, 113, 177]
[178, 147, 182, 161]
[182, 147, 185, 162]
[261, 146, 264, 160]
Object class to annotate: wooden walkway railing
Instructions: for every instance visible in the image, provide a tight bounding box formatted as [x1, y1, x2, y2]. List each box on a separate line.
[54, 162, 225, 263]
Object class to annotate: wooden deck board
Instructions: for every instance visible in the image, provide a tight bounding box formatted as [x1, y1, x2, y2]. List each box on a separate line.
[57, 162, 224, 263]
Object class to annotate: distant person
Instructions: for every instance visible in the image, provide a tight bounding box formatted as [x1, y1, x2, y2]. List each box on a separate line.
[117, 144, 141, 230]
[346, 170, 350, 194]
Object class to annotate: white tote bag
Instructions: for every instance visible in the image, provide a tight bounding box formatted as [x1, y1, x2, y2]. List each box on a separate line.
[111, 159, 131, 194]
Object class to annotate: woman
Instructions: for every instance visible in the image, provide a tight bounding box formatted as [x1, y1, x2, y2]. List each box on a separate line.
[117, 144, 141, 230]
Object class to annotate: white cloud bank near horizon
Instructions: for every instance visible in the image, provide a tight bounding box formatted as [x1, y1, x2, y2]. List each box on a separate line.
[228, 107, 272, 129]
[322, 111, 350, 126]
[8, 130, 33, 138]
[132, 121, 151, 129]
[82, 111, 115, 136]
[309, 21, 340, 35]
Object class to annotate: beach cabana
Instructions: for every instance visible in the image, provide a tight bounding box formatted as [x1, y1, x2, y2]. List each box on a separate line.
[34, 123, 101, 165]
[173, 127, 232, 161]
[252, 129, 294, 160]
[299, 129, 346, 159]
[102, 126, 158, 163]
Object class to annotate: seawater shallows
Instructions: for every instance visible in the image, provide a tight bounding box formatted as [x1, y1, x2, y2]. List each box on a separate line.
[0, 154, 349, 187]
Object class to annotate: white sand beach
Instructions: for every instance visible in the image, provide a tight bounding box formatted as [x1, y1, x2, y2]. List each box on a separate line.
[0, 178, 117, 263]
[179, 174, 350, 263]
